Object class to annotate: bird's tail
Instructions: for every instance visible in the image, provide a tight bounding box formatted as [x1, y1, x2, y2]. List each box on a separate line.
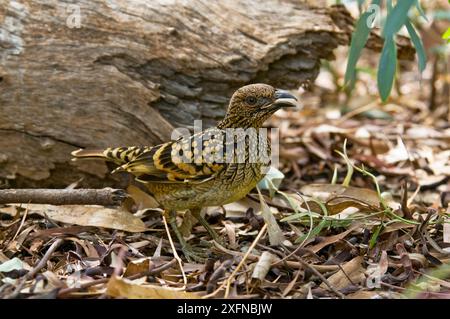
[71, 146, 151, 166]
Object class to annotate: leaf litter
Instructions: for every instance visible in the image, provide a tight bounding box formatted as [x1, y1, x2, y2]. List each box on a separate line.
[1, 45, 449, 299]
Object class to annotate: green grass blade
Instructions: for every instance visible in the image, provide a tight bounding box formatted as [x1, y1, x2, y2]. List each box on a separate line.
[369, 223, 383, 248]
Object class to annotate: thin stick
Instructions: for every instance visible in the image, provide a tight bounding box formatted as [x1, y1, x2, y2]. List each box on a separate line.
[10, 204, 28, 242]
[28, 238, 65, 278]
[0, 188, 127, 206]
[407, 184, 421, 207]
[204, 223, 268, 299]
[293, 255, 346, 299]
[213, 240, 339, 272]
[57, 258, 178, 297]
[335, 101, 379, 125]
[5, 238, 65, 299]
[162, 214, 188, 287]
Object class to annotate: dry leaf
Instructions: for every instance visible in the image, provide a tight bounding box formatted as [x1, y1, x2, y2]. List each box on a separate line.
[300, 184, 381, 208]
[178, 210, 198, 237]
[251, 252, 274, 282]
[257, 189, 285, 245]
[320, 256, 365, 290]
[106, 275, 200, 299]
[22, 204, 146, 232]
[123, 258, 152, 277]
[127, 185, 159, 210]
[308, 223, 360, 253]
[381, 137, 409, 164]
[282, 270, 301, 297]
[220, 197, 261, 218]
[443, 221, 450, 244]
[223, 221, 237, 249]
[347, 291, 383, 299]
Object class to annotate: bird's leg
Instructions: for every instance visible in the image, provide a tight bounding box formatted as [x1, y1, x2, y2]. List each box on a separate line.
[190, 208, 225, 246]
[164, 210, 207, 263]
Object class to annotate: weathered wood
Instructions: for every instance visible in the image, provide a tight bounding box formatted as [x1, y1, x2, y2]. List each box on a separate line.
[0, 1, 412, 187]
[0, 188, 127, 205]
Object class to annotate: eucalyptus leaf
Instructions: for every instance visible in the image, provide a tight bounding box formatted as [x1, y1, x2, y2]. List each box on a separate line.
[405, 19, 427, 72]
[344, 0, 381, 89]
[362, 109, 394, 120]
[433, 10, 450, 21]
[258, 166, 285, 197]
[0, 258, 24, 272]
[377, 37, 397, 102]
[383, 0, 415, 39]
[387, 0, 393, 13]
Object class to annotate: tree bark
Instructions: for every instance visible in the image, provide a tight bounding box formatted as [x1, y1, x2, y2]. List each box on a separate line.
[0, 1, 412, 188]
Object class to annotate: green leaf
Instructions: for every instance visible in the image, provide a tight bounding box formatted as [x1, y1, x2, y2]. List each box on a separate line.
[387, 0, 393, 13]
[295, 219, 328, 244]
[433, 10, 450, 21]
[344, 0, 381, 89]
[377, 37, 397, 102]
[362, 109, 394, 120]
[369, 224, 383, 249]
[383, 0, 416, 39]
[443, 27, 450, 43]
[405, 19, 427, 72]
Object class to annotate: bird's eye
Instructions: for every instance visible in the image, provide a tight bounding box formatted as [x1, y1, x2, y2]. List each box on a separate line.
[245, 96, 257, 105]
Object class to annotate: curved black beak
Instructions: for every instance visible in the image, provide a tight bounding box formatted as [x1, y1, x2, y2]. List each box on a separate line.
[273, 89, 298, 108]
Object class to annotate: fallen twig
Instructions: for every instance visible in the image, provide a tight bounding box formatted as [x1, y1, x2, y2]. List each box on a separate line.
[5, 238, 65, 299]
[292, 254, 346, 299]
[204, 223, 268, 299]
[213, 241, 339, 272]
[0, 188, 127, 206]
[162, 213, 188, 287]
[57, 258, 178, 297]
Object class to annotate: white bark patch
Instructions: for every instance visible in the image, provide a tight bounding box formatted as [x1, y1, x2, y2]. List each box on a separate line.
[0, 1, 28, 56]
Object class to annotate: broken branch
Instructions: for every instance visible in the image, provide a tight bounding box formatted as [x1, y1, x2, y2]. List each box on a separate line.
[0, 188, 127, 206]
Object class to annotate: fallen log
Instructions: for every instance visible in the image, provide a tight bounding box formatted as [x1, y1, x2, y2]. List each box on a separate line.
[0, 1, 413, 188]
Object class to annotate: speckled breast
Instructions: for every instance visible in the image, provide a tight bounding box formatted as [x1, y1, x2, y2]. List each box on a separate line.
[145, 162, 266, 211]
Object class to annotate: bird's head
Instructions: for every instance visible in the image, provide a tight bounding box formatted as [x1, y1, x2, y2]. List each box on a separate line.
[218, 83, 298, 129]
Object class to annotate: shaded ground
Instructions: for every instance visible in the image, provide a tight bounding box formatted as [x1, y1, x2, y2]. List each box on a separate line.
[1, 36, 449, 299]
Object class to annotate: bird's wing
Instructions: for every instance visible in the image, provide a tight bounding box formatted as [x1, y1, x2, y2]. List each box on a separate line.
[118, 128, 231, 183]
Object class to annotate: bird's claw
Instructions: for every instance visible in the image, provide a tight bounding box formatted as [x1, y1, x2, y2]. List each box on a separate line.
[181, 244, 209, 263]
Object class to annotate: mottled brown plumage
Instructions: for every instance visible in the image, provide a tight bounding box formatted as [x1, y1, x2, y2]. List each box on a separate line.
[72, 83, 297, 261]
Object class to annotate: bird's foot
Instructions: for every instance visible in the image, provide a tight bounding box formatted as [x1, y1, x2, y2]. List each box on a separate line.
[191, 211, 227, 247]
[181, 244, 208, 263]
[199, 237, 227, 250]
[198, 239, 214, 247]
